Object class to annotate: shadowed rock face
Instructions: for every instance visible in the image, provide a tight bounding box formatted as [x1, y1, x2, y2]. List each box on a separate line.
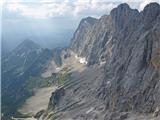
[110, 3, 139, 30]
[98, 2, 160, 113]
[48, 87, 65, 111]
[70, 3, 140, 65]
[70, 16, 98, 58]
[70, 1, 160, 115]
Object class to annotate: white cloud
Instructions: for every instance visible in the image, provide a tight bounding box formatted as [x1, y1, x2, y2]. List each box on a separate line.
[4, 0, 160, 19]
[122, 0, 160, 10]
[47, 0, 73, 17]
[0, 0, 5, 7]
[6, 0, 53, 19]
[4, 0, 118, 19]
[139, 0, 159, 10]
[5, 0, 74, 19]
[72, 0, 117, 17]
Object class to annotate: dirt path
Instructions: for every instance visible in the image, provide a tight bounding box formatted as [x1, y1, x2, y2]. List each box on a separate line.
[18, 86, 57, 115]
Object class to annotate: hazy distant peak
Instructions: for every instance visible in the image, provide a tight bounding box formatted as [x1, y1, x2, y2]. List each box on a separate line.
[22, 39, 35, 44]
[18, 39, 40, 49]
[21, 39, 39, 46]
[13, 39, 42, 56]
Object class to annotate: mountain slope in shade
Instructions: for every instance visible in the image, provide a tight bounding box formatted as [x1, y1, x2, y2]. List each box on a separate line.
[1, 39, 62, 118]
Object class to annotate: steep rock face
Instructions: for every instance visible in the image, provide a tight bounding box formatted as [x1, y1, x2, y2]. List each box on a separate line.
[98, 2, 160, 114]
[70, 1, 160, 116]
[110, 3, 139, 30]
[141, 2, 160, 27]
[48, 87, 65, 111]
[70, 4, 139, 65]
[70, 17, 98, 57]
[87, 4, 139, 65]
[70, 15, 112, 64]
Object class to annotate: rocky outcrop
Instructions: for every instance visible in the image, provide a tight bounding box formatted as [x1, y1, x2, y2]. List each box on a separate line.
[36, 87, 65, 120]
[48, 87, 65, 111]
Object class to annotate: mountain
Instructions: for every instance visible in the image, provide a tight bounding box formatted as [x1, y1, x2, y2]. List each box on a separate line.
[70, 16, 98, 57]
[2, 2, 160, 120]
[70, 3, 139, 65]
[40, 2, 160, 120]
[98, 2, 160, 114]
[1, 39, 62, 119]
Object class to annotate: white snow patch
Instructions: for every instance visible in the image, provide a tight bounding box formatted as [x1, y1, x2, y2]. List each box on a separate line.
[86, 107, 94, 114]
[106, 36, 112, 46]
[79, 57, 88, 64]
[75, 55, 78, 59]
[20, 52, 25, 57]
[100, 61, 106, 65]
[84, 20, 88, 24]
[56, 67, 61, 72]
[75, 54, 88, 65]
[107, 81, 111, 87]
[107, 81, 111, 85]
[56, 67, 60, 70]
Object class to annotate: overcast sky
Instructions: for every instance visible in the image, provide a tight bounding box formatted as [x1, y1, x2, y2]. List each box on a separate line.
[1, 0, 160, 52]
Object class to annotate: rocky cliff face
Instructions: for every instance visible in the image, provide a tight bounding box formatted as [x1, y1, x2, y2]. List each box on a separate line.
[98, 2, 160, 114]
[71, 1, 160, 114]
[70, 4, 140, 65]
[74, 1, 160, 113]
[70, 17, 98, 58]
[48, 2, 160, 120]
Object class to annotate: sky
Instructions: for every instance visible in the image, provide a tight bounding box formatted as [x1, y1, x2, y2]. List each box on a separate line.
[1, 0, 160, 53]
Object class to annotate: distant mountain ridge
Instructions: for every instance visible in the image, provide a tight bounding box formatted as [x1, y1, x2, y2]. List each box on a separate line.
[1, 39, 62, 118]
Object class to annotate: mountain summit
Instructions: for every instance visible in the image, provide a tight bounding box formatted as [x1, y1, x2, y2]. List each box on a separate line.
[14, 39, 41, 53]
